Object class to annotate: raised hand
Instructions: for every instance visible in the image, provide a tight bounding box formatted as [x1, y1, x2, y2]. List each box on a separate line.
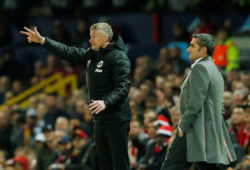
[20, 26, 45, 44]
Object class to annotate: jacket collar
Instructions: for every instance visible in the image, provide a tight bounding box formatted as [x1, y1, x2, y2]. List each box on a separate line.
[191, 56, 211, 68]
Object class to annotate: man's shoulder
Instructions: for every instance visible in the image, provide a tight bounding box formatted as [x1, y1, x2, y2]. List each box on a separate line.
[195, 57, 214, 70]
[107, 49, 127, 58]
[106, 49, 130, 64]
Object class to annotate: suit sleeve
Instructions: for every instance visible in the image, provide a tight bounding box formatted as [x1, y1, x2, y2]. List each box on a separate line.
[179, 64, 209, 133]
[103, 53, 131, 107]
[44, 37, 87, 65]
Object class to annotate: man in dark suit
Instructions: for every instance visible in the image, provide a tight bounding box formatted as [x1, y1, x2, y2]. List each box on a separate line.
[161, 34, 237, 170]
[20, 22, 131, 170]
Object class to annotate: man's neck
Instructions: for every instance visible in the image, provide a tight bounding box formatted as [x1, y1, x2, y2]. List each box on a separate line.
[102, 42, 110, 49]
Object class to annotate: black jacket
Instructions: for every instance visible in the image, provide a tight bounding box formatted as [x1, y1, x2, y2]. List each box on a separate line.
[44, 34, 131, 123]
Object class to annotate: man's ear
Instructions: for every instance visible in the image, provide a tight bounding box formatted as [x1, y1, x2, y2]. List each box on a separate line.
[105, 34, 109, 42]
[202, 47, 208, 55]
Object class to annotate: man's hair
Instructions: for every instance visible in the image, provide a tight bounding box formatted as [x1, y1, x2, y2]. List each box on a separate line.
[192, 33, 215, 56]
[90, 22, 113, 42]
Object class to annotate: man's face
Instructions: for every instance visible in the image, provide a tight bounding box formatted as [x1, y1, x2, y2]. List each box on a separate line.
[89, 29, 108, 51]
[170, 110, 180, 127]
[155, 134, 168, 145]
[224, 92, 232, 107]
[129, 121, 142, 138]
[187, 38, 203, 61]
[45, 95, 57, 108]
[232, 108, 244, 125]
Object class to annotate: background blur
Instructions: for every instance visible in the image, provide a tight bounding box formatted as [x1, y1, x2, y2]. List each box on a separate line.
[0, 1, 250, 170]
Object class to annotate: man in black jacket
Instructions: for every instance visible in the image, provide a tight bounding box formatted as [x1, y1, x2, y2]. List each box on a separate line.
[20, 22, 132, 170]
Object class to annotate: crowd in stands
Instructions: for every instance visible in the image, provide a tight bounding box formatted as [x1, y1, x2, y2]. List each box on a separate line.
[1, 0, 250, 18]
[0, 6, 250, 170]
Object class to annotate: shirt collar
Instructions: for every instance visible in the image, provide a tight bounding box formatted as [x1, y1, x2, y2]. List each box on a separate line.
[191, 57, 203, 68]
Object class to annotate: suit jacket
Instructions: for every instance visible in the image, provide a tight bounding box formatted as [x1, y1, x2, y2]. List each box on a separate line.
[178, 56, 236, 164]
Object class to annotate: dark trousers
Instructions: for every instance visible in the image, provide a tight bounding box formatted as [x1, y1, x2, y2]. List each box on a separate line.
[161, 132, 191, 170]
[161, 132, 220, 170]
[194, 162, 221, 170]
[94, 121, 130, 170]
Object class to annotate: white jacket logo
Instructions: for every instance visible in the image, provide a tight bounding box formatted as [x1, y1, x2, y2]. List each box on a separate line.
[97, 60, 104, 68]
[95, 60, 103, 72]
[87, 60, 91, 68]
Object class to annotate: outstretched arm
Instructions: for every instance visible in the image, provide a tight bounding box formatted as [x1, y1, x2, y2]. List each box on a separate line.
[20, 26, 87, 65]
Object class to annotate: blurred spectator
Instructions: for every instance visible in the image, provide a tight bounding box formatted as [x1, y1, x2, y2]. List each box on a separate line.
[155, 75, 165, 90]
[0, 76, 10, 104]
[55, 117, 70, 134]
[143, 109, 157, 133]
[13, 155, 29, 170]
[137, 125, 172, 170]
[73, 19, 90, 48]
[36, 103, 47, 128]
[46, 54, 60, 76]
[21, 108, 40, 147]
[75, 99, 86, 116]
[29, 96, 38, 110]
[242, 107, 250, 152]
[155, 47, 172, 75]
[133, 67, 148, 87]
[10, 109, 25, 155]
[53, 135, 73, 166]
[51, 21, 72, 45]
[53, 129, 67, 153]
[0, 111, 12, 156]
[171, 22, 189, 42]
[43, 93, 69, 128]
[232, 90, 247, 109]
[154, 115, 170, 129]
[223, 18, 234, 35]
[168, 46, 190, 75]
[144, 92, 158, 110]
[0, 50, 24, 80]
[135, 55, 156, 84]
[14, 146, 37, 170]
[233, 155, 250, 170]
[11, 80, 23, 96]
[193, 15, 215, 34]
[34, 133, 46, 152]
[4, 91, 14, 102]
[230, 107, 248, 147]
[146, 120, 157, 139]
[55, 60, 79, 77]
[213, 27, 240, 72]
[224, 91, 234, 129]
[226, 69, 240, 91]
[128, 119, 149, 169]
[30, 60, 47, 85]
[160, 81, 174, 109]
[0, 150, 7, 169]
[169, 106, 180, 129]
[63, 127, 91, 170]
[36, 126, 57, 170]
[240, 72, 250, 89]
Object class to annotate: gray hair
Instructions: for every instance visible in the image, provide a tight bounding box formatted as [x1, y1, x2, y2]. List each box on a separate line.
[192, 33, 215, 56]
[90, 22, 113, 42]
